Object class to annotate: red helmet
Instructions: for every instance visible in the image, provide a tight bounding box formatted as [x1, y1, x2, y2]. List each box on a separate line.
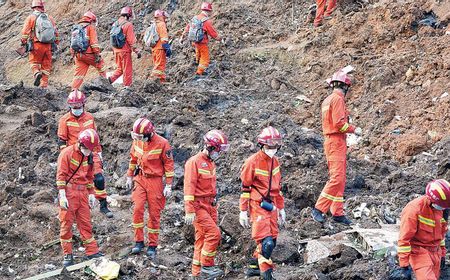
[257, 126, 283, 147]
[201, 2, 213, 11]
[121, 6, 133, 17]
[67, 90, 86, 107]
[31, 0, 44, 8]
[83, 11, 97, 23]
[329, 71, 352, 87]
[154, 9, 168, 18]
[204, 130, 229, 152]
[78, 129, 100, 151]
[426, 179, 450, 209]
[132, 118, 155, 135]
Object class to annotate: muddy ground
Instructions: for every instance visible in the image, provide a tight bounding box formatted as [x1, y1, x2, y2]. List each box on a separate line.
[0, 0, 450, 279]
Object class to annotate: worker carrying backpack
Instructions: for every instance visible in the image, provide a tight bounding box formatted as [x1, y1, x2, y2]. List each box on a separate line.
[33, 11, 56, 43]
[70, 24, 89, 53]
[110, 21, 126, 48]
[188, 16, 208, 43]
[143, 21, 159, 48]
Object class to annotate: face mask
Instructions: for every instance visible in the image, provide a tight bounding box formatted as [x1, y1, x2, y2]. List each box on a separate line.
[71, 108, 83, 117]
[80, 147, 92, 156]
[264, 148, 277, 158]
[432, 204, 445, 211]
[209, 151, 220, 161]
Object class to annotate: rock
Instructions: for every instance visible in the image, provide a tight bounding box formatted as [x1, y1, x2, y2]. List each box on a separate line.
[405, 67, 415, 81]
[347, 175, 365, 189]
[304, 232, 348, 264]
[280, 83, 288, 91]
[182, 224, 195, 243]
[422, 79, 431, 88]
[219, 212, 241, 239]
[270, 79, 281, 90]
[5, 105, 27, 114]
[272, 231, 300, 264]
[31, 112, 45, 127]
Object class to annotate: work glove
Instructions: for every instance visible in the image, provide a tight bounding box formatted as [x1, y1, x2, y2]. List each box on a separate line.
[163, 184, 172, 197]
[239, 211, 250, 228]
[94, 54, 102, 64]
[126, 176, 134, 189]
[184, 213, 196, 225]
[389, 266, 412, 280]
[162, 43, 172, 58]
[354, 127, 362, 136]
[88, 194, 96, 209]
[278, 208, 286, 226]
[58, 189, 69, 210]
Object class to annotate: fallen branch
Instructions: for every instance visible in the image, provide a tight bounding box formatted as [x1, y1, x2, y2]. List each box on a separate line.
[23, 259, 94, 280]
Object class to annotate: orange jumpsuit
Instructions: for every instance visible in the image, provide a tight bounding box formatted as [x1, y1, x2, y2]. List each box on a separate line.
[109, 19, 137, 87]
[398, 196, 447, 280]
[71, 18, 107, 90]
[184, 13, 219, 75]
[21, 11, 60, 88]
[315, 89, 355, 217]
[127, 134, 174, 246]
[240, 150, 284, 273]
[314, 0, 337, 27]
[184, 152, 220, 276]
[150, 19, 169, 82]
[56, 144, 99, 256]
[57, 111, 106, 200]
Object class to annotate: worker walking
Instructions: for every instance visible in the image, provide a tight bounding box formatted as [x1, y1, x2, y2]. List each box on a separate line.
[312, 70, 362, 225]
[239, 127, 286, 280]
[126, 118, 174, 259]
[56, 129, 103, 266]
[390, 179, 450, 280]
[183, 130, 230, 279]
[314, 0, 337, 27]
[70, 11, 108, 90]
[57, 90, 113, 218]
[180, 2, 220, 78]
[150, 10, 171, 83]
[20, 0, 60, 88]
[109, 6, 141, 91]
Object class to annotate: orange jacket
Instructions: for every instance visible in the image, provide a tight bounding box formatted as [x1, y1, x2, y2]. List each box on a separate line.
[239, 150, 284, 212]
[56, 144, 95, 194]
[57, 111, 101, 152]
[21, 11, 60, 44]
[183, 152, 217, 213]
[127, 134, 174, 184]
[321, 89, 355, 136]
[112, 18, 137, 53]
[153, 19, 169, 50]
[398, 196, 447, 267]
[184, 12, 219, 44]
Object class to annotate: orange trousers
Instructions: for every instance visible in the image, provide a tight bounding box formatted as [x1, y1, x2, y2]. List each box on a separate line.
[71, 53, 107, 90]
[314, 0, 337, 26]
[29, 42, 52, 88]
[315, 134, 347, 216]
[250, 200, 279, 272]
[131, 176, 165, 246]
[59, 185, 99, 256]
[191, 197, 220, 276]
[93, 152, 107, 200]
[151, 49, 166, 82]
[110, 51, 133, 87]
[194, 43, 210, 75]
[410, 246, 441, 280]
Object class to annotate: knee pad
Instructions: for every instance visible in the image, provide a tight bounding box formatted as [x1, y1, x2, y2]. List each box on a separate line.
[93, 173, 105, 190]
[261, 236, 275, 259]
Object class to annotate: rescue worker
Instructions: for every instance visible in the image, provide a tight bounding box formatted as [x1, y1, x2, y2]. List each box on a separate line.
[125, 118, 174, 259]
[391, 179, 450, 280]
[311, 70, 362, 225]
[239, 127, 286, 280]
[150, 10, 171, 83]
[20, 0, 60, 88]
[56, 129, 103, 266]
[71, 11, 108, 90]
[314, 0, 337, 27]
[108, 6, 141, 91]
[180, 2, 220, 78]
[57, 90, 113, 218]
[183, 130, 230, 279]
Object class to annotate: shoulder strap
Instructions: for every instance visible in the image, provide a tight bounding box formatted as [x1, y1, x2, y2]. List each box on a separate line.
[266, 158, 274, 198]
[65, 154, 84, 185]
[201, 16, 209, 23]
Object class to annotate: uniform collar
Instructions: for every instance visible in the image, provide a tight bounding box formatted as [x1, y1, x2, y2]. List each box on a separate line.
[333, 88, 345, 98]
[199, 151, 212, 162]
[258, 150, 272, 161]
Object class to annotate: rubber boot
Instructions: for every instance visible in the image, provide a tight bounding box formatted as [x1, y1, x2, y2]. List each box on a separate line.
[131, 241, 145, 254]
[99, 198, 113, 218]
[34, 72, 42, 87]
[246, 258, 260, 276]
[200, 266, 224, 279]
[63, 254, 74, 267]
[261, 268, 276, 280]
[147, 246, 157, 260]
[311, 208, 325, 223]
[87, 252, 104, 259]
[332, 215, 352, 225]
